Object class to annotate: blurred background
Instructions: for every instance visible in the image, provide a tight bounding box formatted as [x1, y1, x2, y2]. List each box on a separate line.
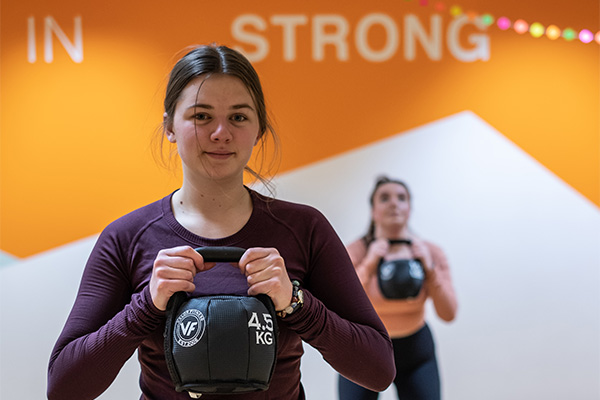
[1, 0, 598, 399]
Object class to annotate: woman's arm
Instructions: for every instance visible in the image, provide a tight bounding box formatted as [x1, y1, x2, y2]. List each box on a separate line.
[424, 242, 458, 322]
[282, 218, 395, 392]
[47, 230, 165, 400]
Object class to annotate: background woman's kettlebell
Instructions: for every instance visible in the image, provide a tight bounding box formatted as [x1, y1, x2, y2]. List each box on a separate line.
[377, 239, 425, 299]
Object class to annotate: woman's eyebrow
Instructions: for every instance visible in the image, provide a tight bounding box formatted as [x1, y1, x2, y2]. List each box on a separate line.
[231, 103, 255, 111]
[186, 103, 255, 111]
[187, 103, 212, 110]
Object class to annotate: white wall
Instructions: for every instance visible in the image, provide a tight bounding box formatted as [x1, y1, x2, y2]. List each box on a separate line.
[1, 111, 598, 399]
[272, 111, 600, 400]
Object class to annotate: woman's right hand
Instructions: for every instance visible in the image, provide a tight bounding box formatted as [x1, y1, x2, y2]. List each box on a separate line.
[149, 246, 214, 311]
[365, 238, 389, 273]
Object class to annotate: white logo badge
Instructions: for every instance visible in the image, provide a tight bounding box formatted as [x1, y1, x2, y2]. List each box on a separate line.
[175, 309, 206, 348]
[408, 260, 425, 280]
[380, 262, 396, 280]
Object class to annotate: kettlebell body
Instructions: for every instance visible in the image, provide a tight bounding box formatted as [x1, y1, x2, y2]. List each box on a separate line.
[378, 258, 425, 299]
[164, 247, 278, 397]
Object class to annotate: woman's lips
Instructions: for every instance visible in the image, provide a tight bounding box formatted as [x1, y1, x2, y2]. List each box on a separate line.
[205, 151, 234, 159]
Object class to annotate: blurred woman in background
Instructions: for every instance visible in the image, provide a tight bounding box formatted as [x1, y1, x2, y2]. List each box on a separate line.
[338, 176, 458, 400]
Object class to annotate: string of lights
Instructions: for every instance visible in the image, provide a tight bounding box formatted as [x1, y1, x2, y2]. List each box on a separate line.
[410, 0, 599, 44]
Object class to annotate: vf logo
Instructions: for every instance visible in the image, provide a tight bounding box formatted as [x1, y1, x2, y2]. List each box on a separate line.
[175, 309, 206, 348]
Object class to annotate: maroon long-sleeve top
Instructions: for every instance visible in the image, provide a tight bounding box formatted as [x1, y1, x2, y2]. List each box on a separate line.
[48, 189, 395, 399]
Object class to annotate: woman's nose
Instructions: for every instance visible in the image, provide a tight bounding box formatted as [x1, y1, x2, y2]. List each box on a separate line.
[210, 121, 232, 142]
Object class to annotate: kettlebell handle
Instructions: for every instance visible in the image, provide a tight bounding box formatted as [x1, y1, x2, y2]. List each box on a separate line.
[195, 246, 246, 262]
[388, 239, 412, 245]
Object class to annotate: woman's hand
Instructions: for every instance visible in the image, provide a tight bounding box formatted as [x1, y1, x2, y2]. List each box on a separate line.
[365, 238, 390, 272]
[239, 247, 292, 311]
[410, 238, 434, 274]
[149, 246, 215, 311]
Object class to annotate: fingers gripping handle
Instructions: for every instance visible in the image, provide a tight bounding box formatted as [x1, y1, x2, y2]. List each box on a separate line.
[194, 246, 277, 311]
[166, 247, 246, 312]
[195, 246, 246, 262]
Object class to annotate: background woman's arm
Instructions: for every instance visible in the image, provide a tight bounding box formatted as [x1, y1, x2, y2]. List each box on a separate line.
[424, 242, 458, 322]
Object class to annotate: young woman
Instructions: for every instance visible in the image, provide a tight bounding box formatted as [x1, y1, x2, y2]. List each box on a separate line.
[46, 44, 395, 400]
[338, 176, 458, 400]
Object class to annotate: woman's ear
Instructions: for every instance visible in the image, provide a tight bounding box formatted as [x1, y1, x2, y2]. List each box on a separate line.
[163, 112, 176, 143]
[254, 130, 264, 146]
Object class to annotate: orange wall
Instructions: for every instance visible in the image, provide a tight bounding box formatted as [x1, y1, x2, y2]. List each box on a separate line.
[1, 0, 598, 257]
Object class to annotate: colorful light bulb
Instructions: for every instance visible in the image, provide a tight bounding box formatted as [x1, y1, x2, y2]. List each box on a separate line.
[546, 25, 561, 40]
[579, 29, 593, 43]
[450, 5, 462, 17]
[481, 14, 494, 26]
[497, 17, 511, 31]
[466, 11, 478, 21]
[563, 28, 576, 41]
[530, 22, 545, 38]
[513, 19, 529, 34]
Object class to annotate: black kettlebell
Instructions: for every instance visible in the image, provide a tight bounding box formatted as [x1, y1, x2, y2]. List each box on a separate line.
[377, 239, 425, 299]
[164, 247, 278, 398]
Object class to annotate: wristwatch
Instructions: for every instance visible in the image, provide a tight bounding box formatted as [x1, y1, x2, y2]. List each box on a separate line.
[276, 280, 304, 318]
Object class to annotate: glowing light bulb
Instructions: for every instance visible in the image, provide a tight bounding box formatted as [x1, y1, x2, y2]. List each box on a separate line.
[434, 2, 445, 11]
[595, 31, 600, 44]
[466, 11, 478, 21]
[546, 25, 561, 40]
[529, 22, 545, 38]
[563, 28, 576, 41]
[513, 19, 529, 34]
[497, 17, 511, 31]
[579, 29, 593, 43]
[481, 14, 494, 26]
[450, 6, 462, 17]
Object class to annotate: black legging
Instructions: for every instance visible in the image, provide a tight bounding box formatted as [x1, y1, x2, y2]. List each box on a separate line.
[338, 324, 440, 400]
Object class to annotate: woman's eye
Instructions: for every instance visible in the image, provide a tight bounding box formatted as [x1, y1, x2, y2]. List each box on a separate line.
[231, 114, 247, 122]
[193, 113, 210, 121]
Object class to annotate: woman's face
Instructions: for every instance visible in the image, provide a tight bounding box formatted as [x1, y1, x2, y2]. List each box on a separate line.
[166, 74, 260, 182]
[371, 182, 411, 229]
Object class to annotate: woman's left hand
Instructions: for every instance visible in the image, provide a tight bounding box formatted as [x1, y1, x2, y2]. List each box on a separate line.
[238, 247, 293, 311]
[411, 238, 434, 274]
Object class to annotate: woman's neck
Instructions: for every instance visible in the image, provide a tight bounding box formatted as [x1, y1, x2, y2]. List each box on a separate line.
[375, 224, 410, 240]
[177, 178, 248, 212]
[172, 178, 253, 238]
